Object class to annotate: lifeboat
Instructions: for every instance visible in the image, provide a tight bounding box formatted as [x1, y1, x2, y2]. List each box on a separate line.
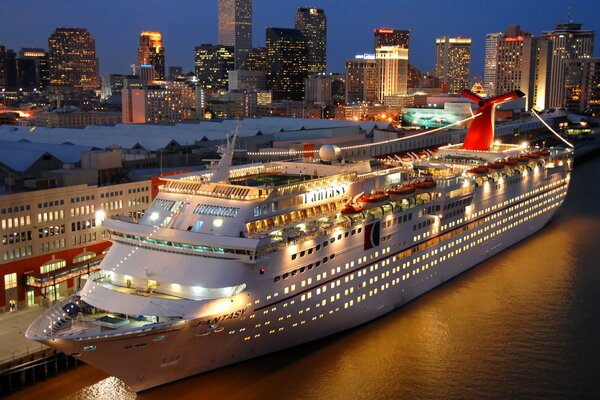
[502, 158, 519, 166]
[517, 154, 531, 163]
[467, 166, 489, 174]
[340, 204, 364, 215]
[527, 152, 541, 159]
[487, 162, 505, 170]
[356, 192, 390, 209]
[413, 178, 436, 190]
[539, 149, 550, 156]
[386, 185, 415, 200]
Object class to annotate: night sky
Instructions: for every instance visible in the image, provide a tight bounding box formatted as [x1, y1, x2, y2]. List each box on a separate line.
[1, 0, 599, 79]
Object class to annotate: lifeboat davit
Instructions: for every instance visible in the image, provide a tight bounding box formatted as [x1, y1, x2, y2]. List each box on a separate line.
[340, 204, 364, 215]
[467, 166, 489, 174]
[356, 192, 390, 209]
[413, 178, 436, 190]
[386, 185, 416, 200]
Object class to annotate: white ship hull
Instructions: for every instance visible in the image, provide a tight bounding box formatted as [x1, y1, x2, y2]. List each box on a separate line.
[39, 166, 569, 392]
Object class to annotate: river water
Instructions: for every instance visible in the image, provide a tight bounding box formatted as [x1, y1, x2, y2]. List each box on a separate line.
[8, 156, 600, 400]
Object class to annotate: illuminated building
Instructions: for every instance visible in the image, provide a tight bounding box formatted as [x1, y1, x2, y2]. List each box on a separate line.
[0, 46, 5, 88]
[194, 44, 234, 93]
[345, 54, 377, 103]
[168, 66, 183, 80]
[374, 28, 410, 50]
[138, 32, 165, 81]
[101, 74, 138, 100]
[540, 23, 594, 108]
[122, 81, 203, 124]
[484, 33, 501, 96]
[0, 181, 152, 310]
[265, 28, 308, 101]
[139, 64, 156, 83]
[434, 36, 471, 94]
[295, 7, 327, 74]
[484, 25, 535, 109]
[376, 46, 408, 101]
[218, 0, 252, 69]
[48, 27, 98, 90]
[0, 47, 17, 90]
[243, 47, 267, 71]
[563, 57, 600, 115]
[18, 48, 49, 90]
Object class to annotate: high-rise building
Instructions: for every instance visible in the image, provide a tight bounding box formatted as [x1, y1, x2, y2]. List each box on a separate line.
[243, 47, 267, 71]
[563, 57, 600, 115]
[484, 32, 502, 96]
[434, 36, 471, 94]
[376, 46, 408, 101]
[305, 73, 344, 105]
[540, 23, 594, 108]
[0, 47, 18, 90]
[19, 48, 49, 90]
[265, 28, 308, 101]
[122, 81, 202, 124]
[138, 32, 165, 81]
[194, 44, 234, 93]
[484, 25, 535, 109]
[374, 28, 410, 50]
[168, 66, 183, 80]
[48, 27, 98, 90]
[345, 54, 377, 103]
[218, 0, 252, 69]
[0, 46, 5, 88]
[295, 7, 327, 74]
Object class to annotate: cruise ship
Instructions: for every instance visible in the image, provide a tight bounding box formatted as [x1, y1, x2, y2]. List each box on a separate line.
[26, 90, 572, 392]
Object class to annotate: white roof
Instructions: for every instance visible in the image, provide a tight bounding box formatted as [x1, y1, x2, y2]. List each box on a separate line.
[0, 140, 93, 172]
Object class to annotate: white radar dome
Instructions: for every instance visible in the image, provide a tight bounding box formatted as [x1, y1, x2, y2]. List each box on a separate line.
[318, 145, 342, 162]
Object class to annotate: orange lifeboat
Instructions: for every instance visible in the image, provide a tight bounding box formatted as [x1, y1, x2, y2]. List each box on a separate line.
[539, 149, 550, 156]
[487, 162, 505, 170]
[467, 166, 489, 174]
[340, 204, 364, 215]
[413, 177, 436, 190]
[386, 185, 416, 200]
[502, 158, 519, 166]
[517, 154, 530, 163]
[356, 192, 390, 209]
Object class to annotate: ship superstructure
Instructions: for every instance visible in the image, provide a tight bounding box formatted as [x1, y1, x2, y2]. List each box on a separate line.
[27, 91, 572, 392]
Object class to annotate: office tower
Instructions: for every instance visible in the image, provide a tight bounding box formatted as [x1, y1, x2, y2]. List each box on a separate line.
[434, 36, 471, 94]
[48, 27, 98, 89]
[0, 48, 18, 89]
[138, 32, 165, 81]
[139, 64, 156, 83]
[374, 28, 410, 50]
[345, 54, 377, 103]
[19, 48, 49, 90]
[218, 0, 252, 69]
[194, 44, 234, 92]
[541, 23, 594, 108]
[295, 7, 327, 73]
[0, 46, 5, 88]
[563, 58, 600, 114]
[375, 46, 408, 101]
[243, 47, 267, 71]
[265, 28, 308, 101]
[484, 25, 535, 109]
[305, 73, 344, 105]
[484, 32, 502, 96]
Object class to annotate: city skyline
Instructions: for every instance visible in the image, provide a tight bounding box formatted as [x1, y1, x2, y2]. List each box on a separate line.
[1, 0, 599, 79]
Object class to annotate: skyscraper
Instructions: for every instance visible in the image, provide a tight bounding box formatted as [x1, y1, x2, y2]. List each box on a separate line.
[563, 58, 600, 115]
[540, 23, 594, 108]
[48, 27, 98, 89]
[374, 28, 410, 50]
[218, 0, 252, 69]
[484, 32, 502, 96]
[375, 46, 408, 101]
[265, 28, 308, 101]
[434, 36, 471, 94]
[138, 32, 165, 81]
[194, 44, 235, 92]
[295, 7, 327, 74]
[243, 47, 267, 71]
[345, 54, 377, 103]
[0, 46, 6, 89]
[19, 48, 49, 90]
[484, 25, 535, 109]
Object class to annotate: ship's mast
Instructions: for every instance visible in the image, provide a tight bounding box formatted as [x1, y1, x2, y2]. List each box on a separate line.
[209, 121, 240, 183]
